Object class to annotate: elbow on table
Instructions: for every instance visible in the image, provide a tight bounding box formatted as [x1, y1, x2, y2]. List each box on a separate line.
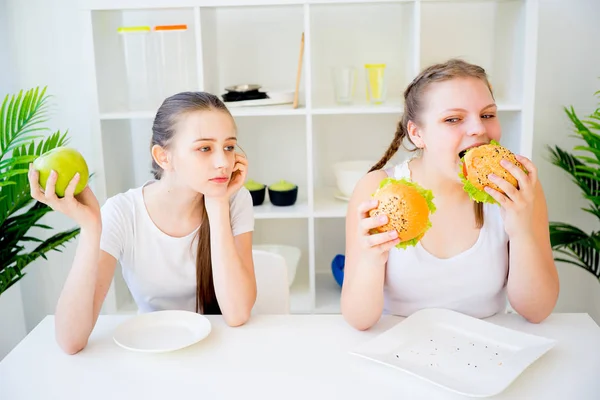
[341, 309, 378, 331]
[56, 336, 88, 355]
[223, 309, 252, 327]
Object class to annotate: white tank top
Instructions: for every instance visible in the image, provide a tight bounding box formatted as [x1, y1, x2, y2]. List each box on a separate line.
[383, 160, 509, 318]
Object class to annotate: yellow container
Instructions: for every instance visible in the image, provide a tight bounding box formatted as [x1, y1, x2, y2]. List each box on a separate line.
[365, 64, 386, 104]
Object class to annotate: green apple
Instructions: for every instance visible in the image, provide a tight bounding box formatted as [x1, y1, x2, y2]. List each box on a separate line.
[33, 147, 89, 197]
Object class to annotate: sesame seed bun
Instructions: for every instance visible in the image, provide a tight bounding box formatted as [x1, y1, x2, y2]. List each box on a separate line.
[459, 141, 526, 204]
[368, 178, 436, 249]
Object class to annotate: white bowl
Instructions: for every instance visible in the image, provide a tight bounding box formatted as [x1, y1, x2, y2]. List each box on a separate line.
[333, 160, 375, 198]
[252, 244, 301, 287]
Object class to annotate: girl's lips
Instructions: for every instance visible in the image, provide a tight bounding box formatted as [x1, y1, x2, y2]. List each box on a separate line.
[210, 177, 229, 183]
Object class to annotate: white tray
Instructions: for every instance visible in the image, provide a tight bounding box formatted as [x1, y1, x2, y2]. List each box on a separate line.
[350, 308, 557, 398]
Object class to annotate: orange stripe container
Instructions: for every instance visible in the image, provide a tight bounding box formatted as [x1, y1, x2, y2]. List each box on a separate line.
[154, 24, 192, 98]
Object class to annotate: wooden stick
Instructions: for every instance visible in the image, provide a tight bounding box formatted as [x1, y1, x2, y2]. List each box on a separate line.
[293, 32, 305, 109]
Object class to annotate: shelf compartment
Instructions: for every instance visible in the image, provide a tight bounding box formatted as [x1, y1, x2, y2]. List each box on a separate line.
[237, 115, 308, 218]
[253, 219, 312, 314]
[200, 5, 306, 108]
[314, 218, 345, 313]
[312, 114, 411, 192]
[420, 0, 526, 105]
[313, 187, 348, 218]
[310, 1, 417, 109]
[92, 8, 199, 115]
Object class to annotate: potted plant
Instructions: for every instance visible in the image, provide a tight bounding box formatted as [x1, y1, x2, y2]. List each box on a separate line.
[548, 89, 600, 282]
[0, 87, 81, 359]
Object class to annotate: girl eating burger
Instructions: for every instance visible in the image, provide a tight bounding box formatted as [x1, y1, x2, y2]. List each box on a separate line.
[341, 59, 559, 330]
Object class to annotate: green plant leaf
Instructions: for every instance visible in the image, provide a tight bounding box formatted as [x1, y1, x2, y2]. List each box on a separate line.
[0, 87, 81, 297]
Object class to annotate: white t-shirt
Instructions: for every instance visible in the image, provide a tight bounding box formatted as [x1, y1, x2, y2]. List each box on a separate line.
[99, 181, 254, 313]
[383, 160, 509, 318]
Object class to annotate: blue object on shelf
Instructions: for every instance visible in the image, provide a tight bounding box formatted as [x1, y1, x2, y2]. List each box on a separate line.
[331, 254, 345, 287]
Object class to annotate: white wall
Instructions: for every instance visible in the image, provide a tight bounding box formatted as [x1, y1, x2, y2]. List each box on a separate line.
[4, 0, 94, 331]
[533, 0, 600, 322]
[3, 0, 599, 334]
[0, 0, 14, 94]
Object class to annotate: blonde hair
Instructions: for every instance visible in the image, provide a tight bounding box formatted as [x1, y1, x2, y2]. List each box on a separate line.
[370, 59, 494, 228]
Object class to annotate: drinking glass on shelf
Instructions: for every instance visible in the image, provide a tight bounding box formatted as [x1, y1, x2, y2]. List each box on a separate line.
[332, 66, 357, 105]
[365, 64, 386, 104]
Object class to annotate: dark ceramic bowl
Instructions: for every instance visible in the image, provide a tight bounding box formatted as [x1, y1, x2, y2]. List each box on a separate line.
[248, 186, 266, 206]
[268, 186, 298, 206]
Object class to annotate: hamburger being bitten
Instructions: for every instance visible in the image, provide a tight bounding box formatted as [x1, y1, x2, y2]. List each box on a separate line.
[368, 178, 436, 249]
[459, 140, 527, 204]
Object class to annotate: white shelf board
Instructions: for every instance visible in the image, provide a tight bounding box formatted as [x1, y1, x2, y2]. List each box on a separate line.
[99, 104, 521, 121]
[253, 199, 310, 219]
[227, 104, 306, 117]
[313, 187, 348, 218]
[99, 106, 307, 120]
[315, 272, 342, 314]
[312, 99, 403, 115]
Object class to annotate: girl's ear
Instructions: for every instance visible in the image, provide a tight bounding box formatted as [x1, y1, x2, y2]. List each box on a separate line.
[407, 120, 425, 149]
[152, 144, 172, 172]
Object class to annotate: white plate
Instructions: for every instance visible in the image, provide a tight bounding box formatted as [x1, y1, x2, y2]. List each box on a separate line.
[113, 310, 212, 353]
[350, 308, 557, 398]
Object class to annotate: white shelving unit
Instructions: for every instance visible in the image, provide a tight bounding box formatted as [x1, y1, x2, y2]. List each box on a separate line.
[81, 0, 539, 315]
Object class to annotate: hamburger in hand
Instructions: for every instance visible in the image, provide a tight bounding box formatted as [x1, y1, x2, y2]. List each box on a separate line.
[459, 140, 527, 204]
[369, 178, 436, 249]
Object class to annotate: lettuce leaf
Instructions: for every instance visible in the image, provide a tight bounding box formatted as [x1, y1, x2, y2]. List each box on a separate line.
[376, 177, 436, 249]
[458, 166, 498, 205]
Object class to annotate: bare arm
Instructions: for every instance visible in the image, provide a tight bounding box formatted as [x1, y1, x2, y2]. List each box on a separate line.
[28, 166, 117, 354]
[55, 232, 117, 354]
[207, 200, 256, 326]
[341, 171, 400, 330]
[507, 180, 559, 323]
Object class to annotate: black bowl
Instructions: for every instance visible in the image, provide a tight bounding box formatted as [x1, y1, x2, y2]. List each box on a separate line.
[248, 187, 266, 206]
[268, 186, 298, 206]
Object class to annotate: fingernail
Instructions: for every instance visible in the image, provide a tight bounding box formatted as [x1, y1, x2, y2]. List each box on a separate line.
[389, 231, 398, 238]
[488, 173, 497, 180]
[51, 170, 56, 177]
[379, 215, 387, 223]
[74, 173, 80, 179]
[500, 159, 510, 167]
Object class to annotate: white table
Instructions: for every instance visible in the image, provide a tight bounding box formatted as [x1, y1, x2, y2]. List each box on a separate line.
[1, 313, 599, 399]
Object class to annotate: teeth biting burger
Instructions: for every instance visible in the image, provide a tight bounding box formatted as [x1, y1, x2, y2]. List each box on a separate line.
[368, 178, 436, 249]
[459, 140, 526, 204]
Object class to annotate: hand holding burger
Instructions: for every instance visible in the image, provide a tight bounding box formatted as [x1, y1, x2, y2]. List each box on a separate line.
[366, 177, 436, 250]
[459, 140, 540, 239]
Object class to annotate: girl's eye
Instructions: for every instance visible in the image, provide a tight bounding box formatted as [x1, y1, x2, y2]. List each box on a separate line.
[445, 117, 460, 124]
[225, 145, 235, 151]
[482, 114, 496, 119]
[200, 146, 210, 152]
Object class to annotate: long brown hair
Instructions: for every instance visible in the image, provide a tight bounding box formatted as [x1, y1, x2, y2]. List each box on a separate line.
[150, 91, 232, 314]
[369, 59, 494, 228]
